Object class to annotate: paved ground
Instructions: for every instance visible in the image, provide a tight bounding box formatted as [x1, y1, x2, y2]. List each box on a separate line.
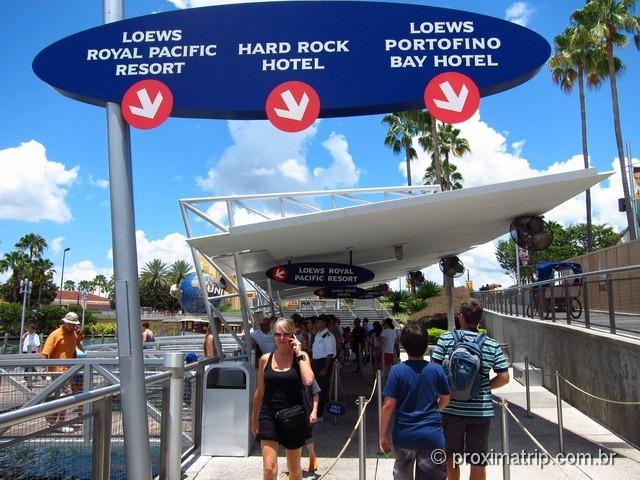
[184, 356, 640, 479]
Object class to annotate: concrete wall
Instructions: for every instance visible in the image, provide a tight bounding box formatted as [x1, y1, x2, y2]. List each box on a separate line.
[484, 311, 640, 448]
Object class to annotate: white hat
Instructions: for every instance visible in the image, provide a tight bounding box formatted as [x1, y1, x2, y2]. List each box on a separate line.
[62, 312, 80, 325]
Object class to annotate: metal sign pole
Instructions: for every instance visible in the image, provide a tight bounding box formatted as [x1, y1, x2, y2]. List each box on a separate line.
[104, 1, 152, 478]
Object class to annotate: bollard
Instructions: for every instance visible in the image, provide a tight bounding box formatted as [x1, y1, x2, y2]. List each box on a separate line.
[555, 371, 565, 454]
[500, 398, 511, 480]
[357, 395, 366, 480]
[91, 396, 112, 480]
[524, 356, 531, 417]
[161, 352, 185, 480]
[376, 370, 382, 444]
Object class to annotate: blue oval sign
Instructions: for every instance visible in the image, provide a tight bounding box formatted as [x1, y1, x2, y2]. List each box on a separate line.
[33, 1, 550, 119]
[326, 402, 346, 416]
[266, 262, 375, 287]
[314, 287, 383, 299]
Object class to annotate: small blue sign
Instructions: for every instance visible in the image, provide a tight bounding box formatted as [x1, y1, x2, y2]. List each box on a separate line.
[32, 1, 550, 119]
[266, 262, 375, 287]
[326, 402, 346, 416]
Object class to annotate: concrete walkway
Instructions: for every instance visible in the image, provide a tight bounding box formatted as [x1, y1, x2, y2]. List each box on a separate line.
[184, 359, 640, 479]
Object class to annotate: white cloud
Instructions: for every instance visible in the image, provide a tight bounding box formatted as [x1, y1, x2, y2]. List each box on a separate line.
[0, 141, 78, 222]
[107, 230, 194, 271]
[505, 2, 533, 26]
[60, 260, 112, 285]
[50, 237, 65, 255]
[196, 121, 359, 195]
[88, 175, 109, 189]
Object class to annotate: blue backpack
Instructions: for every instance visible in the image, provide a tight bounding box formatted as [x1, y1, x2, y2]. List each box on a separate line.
[445, 330, 486, 401]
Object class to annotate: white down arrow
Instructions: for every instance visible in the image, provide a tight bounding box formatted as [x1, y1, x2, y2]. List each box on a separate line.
[274, 90, 309, 121]
[433, 81, 468, 112]
[129, 88, 163, 119]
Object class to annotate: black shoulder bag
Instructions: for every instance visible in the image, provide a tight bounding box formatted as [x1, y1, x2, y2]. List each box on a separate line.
[274, 356, 308, 431]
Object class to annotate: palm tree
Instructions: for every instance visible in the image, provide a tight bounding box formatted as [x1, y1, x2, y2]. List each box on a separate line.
[78, 280, 93, 292]
[64, 280, 76, 291]
[573, 0, 640, 240]
[550, 24, 612, 251]
[93, 274, 108, 296]
[168, 260, 193, 286]
[15, 233, 48, 260]
[27, 258, 55, 306]
[383, 110, 436, 186]
[140, 259, 170, 289]
[422, 123, 469, 190]
[0, 251, 29, 300]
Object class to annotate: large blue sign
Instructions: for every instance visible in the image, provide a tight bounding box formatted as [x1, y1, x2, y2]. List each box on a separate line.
[33, 1, 550, 119]
[266, 262, 375, 287]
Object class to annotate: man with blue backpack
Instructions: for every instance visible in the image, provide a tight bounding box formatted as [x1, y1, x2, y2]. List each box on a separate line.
[432, 299, 509, 480]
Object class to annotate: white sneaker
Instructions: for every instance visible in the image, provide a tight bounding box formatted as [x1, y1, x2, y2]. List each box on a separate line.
[59, 426, 74, 433]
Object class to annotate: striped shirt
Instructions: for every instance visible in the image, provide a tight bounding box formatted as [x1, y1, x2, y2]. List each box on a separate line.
[431, 329, 508, 417]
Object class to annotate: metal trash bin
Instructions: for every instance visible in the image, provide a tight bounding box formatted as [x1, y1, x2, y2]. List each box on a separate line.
[201, 361, 256, 456]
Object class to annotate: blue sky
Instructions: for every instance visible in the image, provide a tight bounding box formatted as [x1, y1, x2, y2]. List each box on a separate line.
[1, 0, 639, 290]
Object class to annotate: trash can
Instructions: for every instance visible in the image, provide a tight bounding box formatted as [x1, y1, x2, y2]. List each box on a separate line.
[201, 361, 256, 456]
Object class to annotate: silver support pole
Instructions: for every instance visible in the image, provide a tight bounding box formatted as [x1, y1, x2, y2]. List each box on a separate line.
[83, 364, 93, 442]
[357, 395, 366, 480]
[103, 1, 152, 477]
[555, 371, 565, 455]
[333, 363, 339, 425]
[500, 398, 511, 480]
[607, 275, 616, 334]
[445, 273, 455, 331]
[524, 356, 531, 417]
[18, 282, 29, 354]
[234, 253, 253, 359]
[163, 352, 185, 480]
[376, 370, 382, 444]
[91, 396, 112, 480]
[193, 365, 204, 450]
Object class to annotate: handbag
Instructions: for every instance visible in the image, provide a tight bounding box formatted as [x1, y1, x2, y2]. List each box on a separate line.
[274, 404, 307, 430]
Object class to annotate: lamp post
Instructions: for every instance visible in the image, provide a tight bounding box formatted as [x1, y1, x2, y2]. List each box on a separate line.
[19, 278, 33, 354]
[59, 247, 70, 305]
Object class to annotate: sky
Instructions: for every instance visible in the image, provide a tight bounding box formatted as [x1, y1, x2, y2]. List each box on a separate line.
[1, 0, 639, 293]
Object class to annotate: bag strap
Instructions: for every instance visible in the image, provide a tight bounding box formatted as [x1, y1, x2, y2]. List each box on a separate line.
[474, 333, 487, 349]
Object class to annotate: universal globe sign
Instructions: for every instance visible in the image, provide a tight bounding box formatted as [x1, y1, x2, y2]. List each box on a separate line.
[33, 1, 550, 130]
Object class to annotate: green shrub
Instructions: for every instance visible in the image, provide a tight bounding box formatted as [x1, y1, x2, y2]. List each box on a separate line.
[416, 281, 442, 300]
[90, 323, 117, 335]
[427, 328, 448, 345]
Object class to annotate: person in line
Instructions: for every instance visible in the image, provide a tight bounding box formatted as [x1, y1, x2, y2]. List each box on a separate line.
[141, 322, 155, 343]
[250, 313, 276, 366]
[370, 321, 384, 372]
[431, 299, 510, 480]
[303, 379, 321, 473]
[350, 318, 365, 373]
[41, 312, 81, 433]
[311, 315, 336, 423]
[252, 318, 314, 480]
[380, 322, 451, 479]
[381, 318, 399, 373]
[203, 317, 223, 358]
[21, 323, 41, 386]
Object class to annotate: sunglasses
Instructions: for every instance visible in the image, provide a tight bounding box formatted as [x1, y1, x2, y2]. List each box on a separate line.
[274, 332, 293, 339]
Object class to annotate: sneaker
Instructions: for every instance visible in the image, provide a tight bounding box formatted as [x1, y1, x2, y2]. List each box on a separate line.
[308, 458, 319, 472]
[59, 426, 74, 434]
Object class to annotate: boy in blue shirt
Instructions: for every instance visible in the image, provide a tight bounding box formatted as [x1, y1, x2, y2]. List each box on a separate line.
[380, 322, 451, 480]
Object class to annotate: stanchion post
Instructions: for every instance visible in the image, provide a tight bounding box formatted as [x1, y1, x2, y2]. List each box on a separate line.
[376, 370, 382, 445]
[555, 371, 565, 454]
[357, 395, 366, 480]
[333, 363, 339, 425]
[163, 352, 185, 480]
[524, 356, 531, 417]
[500, 398, 511, 480]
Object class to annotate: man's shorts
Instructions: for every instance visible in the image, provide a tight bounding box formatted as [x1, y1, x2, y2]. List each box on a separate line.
[442, 413, 492, 466]
[383, 352, 395, 365]
[392, 447, 447, 480]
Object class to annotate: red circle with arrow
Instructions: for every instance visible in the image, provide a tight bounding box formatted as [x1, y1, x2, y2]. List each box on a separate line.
[424, 72, 479, 124]
[122, 79, 173, 129]
[266, 81, 320, 132]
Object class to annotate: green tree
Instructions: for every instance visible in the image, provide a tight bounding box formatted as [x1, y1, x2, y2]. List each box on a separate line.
[78, 280, 93, 293]
[421, 123, 469, 191]
[27, 257, 56, 307]
[15, 233, 48, 260]
[0, 251, 30, 301]
[0, 302, 24, 334]
[93, 274, 108, 296]
[406, 298, 428, 314]
[496, 222, 622, 281]
[550, 23, 616, 251]
[416, 281, 442, 300]
[168, 260, 193, 286]
[383, 110, 434, 187]
[384, 290, 412, 314]
[32, 305, 70, 334]
[140, 259, 169, 289]
[63, 280, 76, 291]
[573, 0, 640, 239]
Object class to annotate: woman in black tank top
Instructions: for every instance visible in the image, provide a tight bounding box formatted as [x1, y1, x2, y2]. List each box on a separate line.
[252, 318, 315, 480]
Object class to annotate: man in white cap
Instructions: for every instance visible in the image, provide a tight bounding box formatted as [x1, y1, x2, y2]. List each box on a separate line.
[41, 311, 81, 433]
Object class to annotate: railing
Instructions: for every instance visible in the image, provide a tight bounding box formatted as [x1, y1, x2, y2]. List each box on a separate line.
[474, 264, 640, 338]
[0, 353, 222, 479]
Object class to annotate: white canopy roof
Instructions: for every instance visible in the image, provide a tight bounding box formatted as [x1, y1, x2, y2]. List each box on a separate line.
[186, 168, 610, 298]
